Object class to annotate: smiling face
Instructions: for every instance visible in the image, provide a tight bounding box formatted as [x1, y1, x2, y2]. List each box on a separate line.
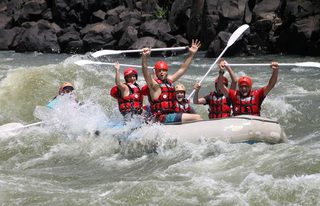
[175, 90, 185, 101]
[239, 84, 251, 97]
[155, 69, 168, 81]
[125, 73, 137, 84]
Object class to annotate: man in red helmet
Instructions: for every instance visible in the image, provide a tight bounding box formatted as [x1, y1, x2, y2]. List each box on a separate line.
[110, 62, 143, 117]
[217, 60, 279, 116]
[193, 59, 237, 119]
[141, 40, 203, 123]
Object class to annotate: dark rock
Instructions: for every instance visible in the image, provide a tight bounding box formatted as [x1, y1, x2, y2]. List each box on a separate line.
[12, 0, 47, 24]
[169, 0, 192, 32]
[201, 14, 219, 49]
[158, 31, 176, 46]
[91, 10, 106, 23]
[206, 30, 247, 57]
[130, 36, 166, 49]
[65, 40, 84, 53]
[81, 23, 114, 51]
[0, 27, 23, 50]
[128, 36, 167, 57]
[58, 27, 81, 52]
[42, 8, 53, 21]
[244, 1, 253, 23]
[252, 0, 280, 21]
[118, 26, 138, 49]
[99, 0, 119, 11]
[205, 0, 219, 15]
[141, 0, 159, 15]
[15, 20, 60, 53]
[112, 18, 140, 39]
[278, 14, 320, 56]
[119, 9, 141, 21]
[187, 0, 204, 40]
[105, 15, 120, 26]
[106, 5, 126, 16]
[283, 0, 315, 20]
[175, 34, 189, 45]
[140, 19, 171, 36]
[0, 14, 13, 29]
[218, 0, 247, 20]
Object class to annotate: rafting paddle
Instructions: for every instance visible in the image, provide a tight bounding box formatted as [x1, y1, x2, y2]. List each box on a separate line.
[187, 24, 250, 99]
[227, 62, 320, 68]
[91, 46, 188, 58]
[0, 121, 43, 137]
[74, 60, 154, 69]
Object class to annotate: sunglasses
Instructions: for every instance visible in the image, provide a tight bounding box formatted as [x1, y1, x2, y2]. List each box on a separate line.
[62, 86, 74, 93]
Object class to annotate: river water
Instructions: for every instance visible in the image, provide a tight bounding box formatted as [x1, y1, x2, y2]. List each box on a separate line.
[0, 50, 319, 205]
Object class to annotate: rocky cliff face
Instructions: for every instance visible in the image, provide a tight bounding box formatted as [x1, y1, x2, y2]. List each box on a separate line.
[0, 0, 319, 56]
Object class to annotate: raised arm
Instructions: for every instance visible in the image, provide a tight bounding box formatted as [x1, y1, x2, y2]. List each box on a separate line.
[193, 82, 206, 104]
[114, 62, 129, 97]
[169, 39, 201, 82]
[264, 61, 279, 96]
[141, 48, 158, 92]
[217, 61, 230, 97]
[224, 60, 237, 90]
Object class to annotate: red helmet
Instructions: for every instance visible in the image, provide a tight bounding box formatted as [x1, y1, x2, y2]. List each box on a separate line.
[238, 76, 252, 88]
[214, 77, 228, 86]
[123, 67, 138, 81]
[154, 61, 168, 71]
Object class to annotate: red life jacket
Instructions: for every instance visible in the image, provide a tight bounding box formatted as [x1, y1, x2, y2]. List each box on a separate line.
[175, 99, 193, 113]
[207, 91, 231, 119]
[110, 83, 143, 115]
[149, 78, 176, 115]
[229, 89, 265, 116]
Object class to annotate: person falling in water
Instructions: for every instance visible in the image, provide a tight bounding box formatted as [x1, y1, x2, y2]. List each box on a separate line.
[47, 82, 78, 109]
[193, 59, 237, 119]
[141, 39, 203, 124]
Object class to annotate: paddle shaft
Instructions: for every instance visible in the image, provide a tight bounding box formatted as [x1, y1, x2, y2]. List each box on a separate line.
[122, 46, 187, 54]
[75, 60, 153, 69]
[0, 121, 43, 133]
[228, 63, 296, 66]
[187, 45, 228, 100]
[187, 24, 249, 100]
[91, 46, 188, 57]
[22, 121, 43, 129]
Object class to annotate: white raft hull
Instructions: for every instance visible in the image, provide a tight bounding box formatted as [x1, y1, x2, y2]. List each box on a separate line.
[162, 115, 287, 144]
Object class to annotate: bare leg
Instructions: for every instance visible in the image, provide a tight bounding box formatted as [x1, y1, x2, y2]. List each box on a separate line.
[181, 113, 203, 123]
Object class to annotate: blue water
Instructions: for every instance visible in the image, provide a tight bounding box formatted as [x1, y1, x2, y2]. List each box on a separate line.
[0, 51, 320, 205]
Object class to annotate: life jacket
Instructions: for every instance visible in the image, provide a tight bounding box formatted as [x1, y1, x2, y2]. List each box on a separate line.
[147, 78, 176, 115]
[207, 91, 231, 119]
[230, 90, 264, 116]
[175, 98, 193, 113]
[110, 83, 143, 116]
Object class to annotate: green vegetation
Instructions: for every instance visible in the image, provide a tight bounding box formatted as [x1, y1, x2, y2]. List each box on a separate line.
[155, 7, 167, 19]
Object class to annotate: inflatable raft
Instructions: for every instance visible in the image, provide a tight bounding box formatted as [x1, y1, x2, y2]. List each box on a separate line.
[160, 115, 287, 144]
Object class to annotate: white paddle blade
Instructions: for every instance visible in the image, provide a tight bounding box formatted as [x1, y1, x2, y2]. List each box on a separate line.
[0, 123, 24, 137]
[91, 50, 123, 57]
[295, 62, 320, 68]
[91, 46, 188, 58]
[0, 121, 43, 138]
[227, 24, 249, 47]
[187, 24, 250, 100]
